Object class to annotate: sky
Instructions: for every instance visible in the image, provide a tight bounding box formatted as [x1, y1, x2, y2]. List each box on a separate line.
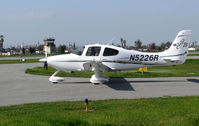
[0, 0, 198, 48]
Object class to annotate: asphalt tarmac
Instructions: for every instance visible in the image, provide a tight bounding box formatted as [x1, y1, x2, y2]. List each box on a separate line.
[0, 63, 199, 106]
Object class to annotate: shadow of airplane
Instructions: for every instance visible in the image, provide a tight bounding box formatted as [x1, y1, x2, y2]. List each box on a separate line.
[128, 80, 186, 83]
[54, 77, 193, 91]
[104, 78, 135, 91]
[187, 79, 199, 84]
[56, 77, 135, 91]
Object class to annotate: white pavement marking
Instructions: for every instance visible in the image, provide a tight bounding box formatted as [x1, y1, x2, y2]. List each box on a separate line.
[0, 63, 199, 106]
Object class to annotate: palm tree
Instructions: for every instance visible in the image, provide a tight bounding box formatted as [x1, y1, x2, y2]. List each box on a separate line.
[123, 40, 126, 48]
[120, 38, 124, 47]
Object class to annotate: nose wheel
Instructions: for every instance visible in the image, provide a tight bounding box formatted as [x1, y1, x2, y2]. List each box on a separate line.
[49, 70, 65, 83]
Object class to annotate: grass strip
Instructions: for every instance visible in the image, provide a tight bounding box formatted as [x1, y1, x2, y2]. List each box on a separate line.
[25, 59, 199, 78]
[188, 54, 199, 56]
[1, 96, 199, 126]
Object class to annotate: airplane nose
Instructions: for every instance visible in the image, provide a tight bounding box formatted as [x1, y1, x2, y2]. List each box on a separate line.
[39, 58, 47, 62]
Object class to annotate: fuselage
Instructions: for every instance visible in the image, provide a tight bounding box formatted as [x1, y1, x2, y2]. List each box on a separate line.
[46, 44, 187, 72]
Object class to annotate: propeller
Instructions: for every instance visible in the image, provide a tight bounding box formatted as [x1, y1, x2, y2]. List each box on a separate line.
[39, 48, 48, 70]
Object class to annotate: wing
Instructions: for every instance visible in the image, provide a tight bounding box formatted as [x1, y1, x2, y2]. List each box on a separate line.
[83, 61, 112, 73]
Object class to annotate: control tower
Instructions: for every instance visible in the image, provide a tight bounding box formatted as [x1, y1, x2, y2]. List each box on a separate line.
[0, 35, 4, 48]
[43, 37, 56, 54]
[0, 35, 4, 52]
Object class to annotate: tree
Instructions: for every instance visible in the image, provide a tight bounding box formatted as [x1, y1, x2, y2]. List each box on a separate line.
[165, 41, 172, 49]
[194, 41, 198, 47]
[0, 35, 4, 43]
[190, 41, 197, 47]
[11, 47, 17, 51]
[120, 38, 127, 48]
[149, 43, 156, 50]
[160, 42, 166, 50]
[29, 47, 36, 54]
[123, 40, 126, 48]
[37, 45, 44, 51]
[120, 38, 124, 48]
[57, 45, 66, 53]
[134, 39, 142, 49]
[22, 48, 25, 54]
[73, 42, 76, 49]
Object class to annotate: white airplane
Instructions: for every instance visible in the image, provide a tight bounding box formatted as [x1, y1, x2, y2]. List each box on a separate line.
[40, 30, 192, 84]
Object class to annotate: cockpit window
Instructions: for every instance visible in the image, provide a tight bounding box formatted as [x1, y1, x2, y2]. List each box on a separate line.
[103, 47, 119, 56]
[86, 46, 101, 56]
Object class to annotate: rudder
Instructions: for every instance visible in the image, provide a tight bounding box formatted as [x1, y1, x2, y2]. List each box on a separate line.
[164, 30, 192, 55]
[161, 30, 192, 64]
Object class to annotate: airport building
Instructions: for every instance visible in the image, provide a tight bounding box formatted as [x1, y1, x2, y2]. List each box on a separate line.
[43, 37, 56, 54]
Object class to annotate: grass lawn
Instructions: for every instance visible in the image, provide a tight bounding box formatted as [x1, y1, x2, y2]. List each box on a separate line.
[0, 59, 39, 64]
[0, 96, 199, 126]
[25, 59, 199, 78]
[188, 54, 199, 56]
[189, 50, 199, 52]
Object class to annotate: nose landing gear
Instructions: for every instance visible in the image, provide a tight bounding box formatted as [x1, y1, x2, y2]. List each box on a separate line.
[49, 70, 65, 83]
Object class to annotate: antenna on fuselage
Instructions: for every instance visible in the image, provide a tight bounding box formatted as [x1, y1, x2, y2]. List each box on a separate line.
[107, 37, 116, 45]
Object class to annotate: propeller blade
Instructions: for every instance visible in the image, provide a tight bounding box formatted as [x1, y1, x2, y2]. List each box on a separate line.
[39, 58, 47, 62]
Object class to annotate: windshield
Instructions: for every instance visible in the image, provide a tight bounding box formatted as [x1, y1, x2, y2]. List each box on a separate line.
[71, 46, 85, 55]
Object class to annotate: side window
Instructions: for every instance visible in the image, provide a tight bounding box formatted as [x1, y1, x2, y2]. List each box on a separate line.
[86, 46, 101, 56]
[103, 48, 119, 56]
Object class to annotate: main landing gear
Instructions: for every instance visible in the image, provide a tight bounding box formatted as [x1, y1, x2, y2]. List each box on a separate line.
[90, 70, 109, 84]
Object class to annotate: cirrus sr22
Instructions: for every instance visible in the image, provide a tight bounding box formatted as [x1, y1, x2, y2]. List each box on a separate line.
[40, 30, 192, 84]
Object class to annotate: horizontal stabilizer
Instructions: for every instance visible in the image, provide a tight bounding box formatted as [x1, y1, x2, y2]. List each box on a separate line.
[163, 59, 180, 64]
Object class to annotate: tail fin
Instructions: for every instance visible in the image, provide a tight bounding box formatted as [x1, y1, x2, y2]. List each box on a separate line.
[162, 30, 192, 64]
[164, 30, 192, 54]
